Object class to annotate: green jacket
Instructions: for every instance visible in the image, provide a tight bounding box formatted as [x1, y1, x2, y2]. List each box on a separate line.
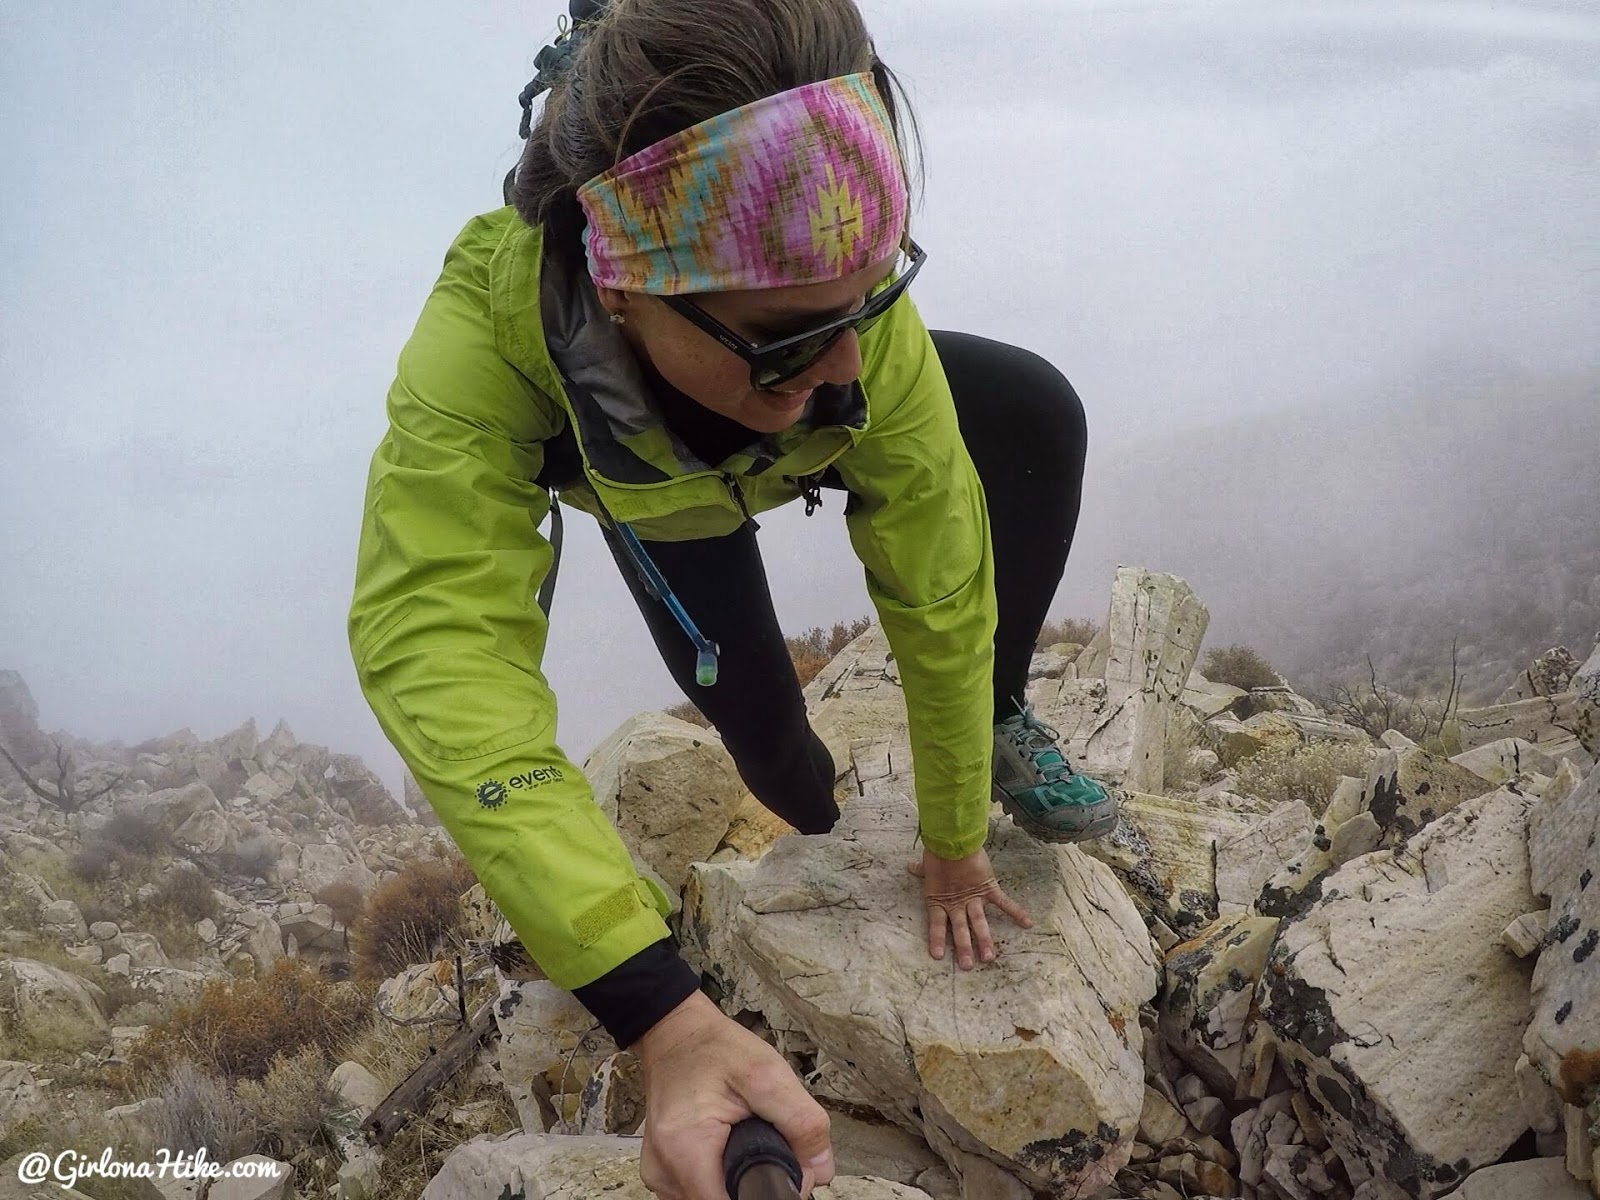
[348, 207, 996, 991]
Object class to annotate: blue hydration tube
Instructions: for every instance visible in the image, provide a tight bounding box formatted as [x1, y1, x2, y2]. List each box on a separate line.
[615, 523, 720, 686]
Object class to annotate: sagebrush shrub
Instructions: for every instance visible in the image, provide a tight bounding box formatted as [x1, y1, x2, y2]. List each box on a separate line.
[236, 1044, 342, 1157]
[1203, 644, 1283, 691]
[150, 867, 220, 924]
[349, 851, 476, 982]
[103, 809, 167, 856]
[148, 1060, 258, 1159]
[316, 880, 367, 930]
[1234, 741, 1376, 814]
[126, 957, 370, 1082]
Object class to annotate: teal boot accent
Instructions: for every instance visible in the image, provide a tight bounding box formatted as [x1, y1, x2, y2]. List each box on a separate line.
[992, 703, 1120, 844]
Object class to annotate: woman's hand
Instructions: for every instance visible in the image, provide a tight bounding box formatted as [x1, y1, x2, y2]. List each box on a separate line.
[633, 990, 833, 1199]
[907, 846, 1033, 969]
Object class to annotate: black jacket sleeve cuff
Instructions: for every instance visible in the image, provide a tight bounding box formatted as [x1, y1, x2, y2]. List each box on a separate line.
[571, 936, 703, 1049]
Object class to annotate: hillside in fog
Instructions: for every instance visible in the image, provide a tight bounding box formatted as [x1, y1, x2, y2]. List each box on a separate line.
[1070, 367, 1599, 705]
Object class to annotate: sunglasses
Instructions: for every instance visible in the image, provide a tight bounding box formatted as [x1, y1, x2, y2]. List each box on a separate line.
[660, 238, 927, 391]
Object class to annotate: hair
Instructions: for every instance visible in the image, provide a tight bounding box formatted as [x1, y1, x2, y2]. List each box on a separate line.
[510, 0, 924, 274]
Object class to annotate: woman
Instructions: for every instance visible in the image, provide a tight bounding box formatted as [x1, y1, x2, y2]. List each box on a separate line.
[347, 0, 1117, 1195]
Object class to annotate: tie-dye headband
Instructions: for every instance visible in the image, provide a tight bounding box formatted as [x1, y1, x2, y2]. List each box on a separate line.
[576, 72, 909, 295]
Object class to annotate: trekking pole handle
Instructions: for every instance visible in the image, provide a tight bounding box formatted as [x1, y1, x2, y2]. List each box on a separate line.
[723, 1116, 803, 1199]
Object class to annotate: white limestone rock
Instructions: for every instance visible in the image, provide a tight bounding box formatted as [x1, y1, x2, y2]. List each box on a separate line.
[275, 902, 342, 956]
[1159, 914, 1280, 1096]
[0, 958, 109, 1048]
[118, 781, 221, 837]
[1524, 755, 1600, 1126]
[418, 1132, 936, 1199]
[1214, 801, 1314, 917]
[1516, 1052, 1565, 1134]
[494, 976, 617, 1133]
[0, 1060, 44, 1130]
[172, 807, 233, 857]
[1257, 786, 1539, 1198]
[233, 907, 285, 969]
[377, 962, 459, 1024]
[294, 842, 378, 897]
[1456, 691, 1594, 761]
[1453, 1156, 1588, 1199]
[1327, 809, 1382, 869]
[801, 624, 909, 781]
[205, 1156, 292, 1200]
[710, 779, 1159, 1196]
[572, 1051, 645, 1136]
[1502, 910, 1550, 958]
[1180, 677, 1247, 721]
[584, 712, 747, 893]
[1081, 791, 1251, 938]
[1501, 648, 1585, 702]
[1451, 736, 1560, 786]
[680, 855, 807, 1043]
[328, 1061, 387, 1122]
[1360, 743, 1494, 847]
[40, 898, 87, 941]
[1082, 568, 1210, 794]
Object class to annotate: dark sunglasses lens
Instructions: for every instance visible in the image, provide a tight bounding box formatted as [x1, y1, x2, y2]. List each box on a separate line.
[750, 260, 916, 389]
[755, 330, 841, 389]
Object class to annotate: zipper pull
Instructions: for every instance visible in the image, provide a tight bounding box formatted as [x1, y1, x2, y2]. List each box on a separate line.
[722, 473, 760, 531]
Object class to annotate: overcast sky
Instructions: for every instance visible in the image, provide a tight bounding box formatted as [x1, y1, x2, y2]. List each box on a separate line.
[3, 1, 1596, 797]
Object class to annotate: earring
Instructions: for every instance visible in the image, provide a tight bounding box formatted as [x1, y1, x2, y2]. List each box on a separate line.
[608, 312, 626, 325]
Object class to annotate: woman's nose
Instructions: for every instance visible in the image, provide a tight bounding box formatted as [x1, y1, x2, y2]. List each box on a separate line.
[811, 329, 863, 387]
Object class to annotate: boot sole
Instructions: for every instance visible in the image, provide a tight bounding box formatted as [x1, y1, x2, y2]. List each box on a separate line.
[994, 782, 1120, 845]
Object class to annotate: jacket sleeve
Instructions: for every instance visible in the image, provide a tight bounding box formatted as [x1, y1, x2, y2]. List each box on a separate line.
[831, 296, 997, 860]
[347, 214, 698, 1036]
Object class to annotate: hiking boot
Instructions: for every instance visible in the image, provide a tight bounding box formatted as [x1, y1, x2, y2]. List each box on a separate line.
[992, 704, 1120, 844]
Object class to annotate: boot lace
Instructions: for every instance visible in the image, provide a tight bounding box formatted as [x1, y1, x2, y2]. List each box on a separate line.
[1001, 702, 1073, 785]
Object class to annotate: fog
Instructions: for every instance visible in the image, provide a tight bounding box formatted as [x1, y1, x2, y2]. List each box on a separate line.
[3, 1, 1596, 796]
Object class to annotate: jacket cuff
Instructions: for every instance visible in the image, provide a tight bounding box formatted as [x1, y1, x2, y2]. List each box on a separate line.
[571, 936, 703, 1049]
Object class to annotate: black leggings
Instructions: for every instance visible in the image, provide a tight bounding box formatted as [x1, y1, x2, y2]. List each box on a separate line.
[601, 330, 1088, 836]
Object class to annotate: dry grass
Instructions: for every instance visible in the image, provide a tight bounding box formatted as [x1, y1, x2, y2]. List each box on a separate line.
[339, 1010, 443, 1095]
[0, 1095, 166, 1200]
[361, 1066, 521, 1199]
[38, 847, 209, 962]
[1234, 741, 1377, 815]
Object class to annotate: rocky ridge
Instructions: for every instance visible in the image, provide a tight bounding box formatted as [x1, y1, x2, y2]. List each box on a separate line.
[3, 569, 1597, 1200]
[442, 569, 1600, 1200]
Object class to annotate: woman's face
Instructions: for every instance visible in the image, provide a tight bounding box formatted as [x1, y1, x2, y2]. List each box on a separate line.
[598, 251, 900, 434]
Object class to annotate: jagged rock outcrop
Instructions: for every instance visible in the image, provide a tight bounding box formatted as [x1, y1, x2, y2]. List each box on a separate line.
[1160, 913, 1280, 1097]
[682, 740, 1159, 1197]
[1033, 568, 1209, 794]
[1523, 747, 1600, 1184]
[583, 712, 747, 894]
[1256, 786, 1539, 1197]
[1081, 791, 1250, 939]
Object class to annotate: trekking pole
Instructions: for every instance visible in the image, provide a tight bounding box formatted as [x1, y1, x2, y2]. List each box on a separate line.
[723, 1116, 803, 1200]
